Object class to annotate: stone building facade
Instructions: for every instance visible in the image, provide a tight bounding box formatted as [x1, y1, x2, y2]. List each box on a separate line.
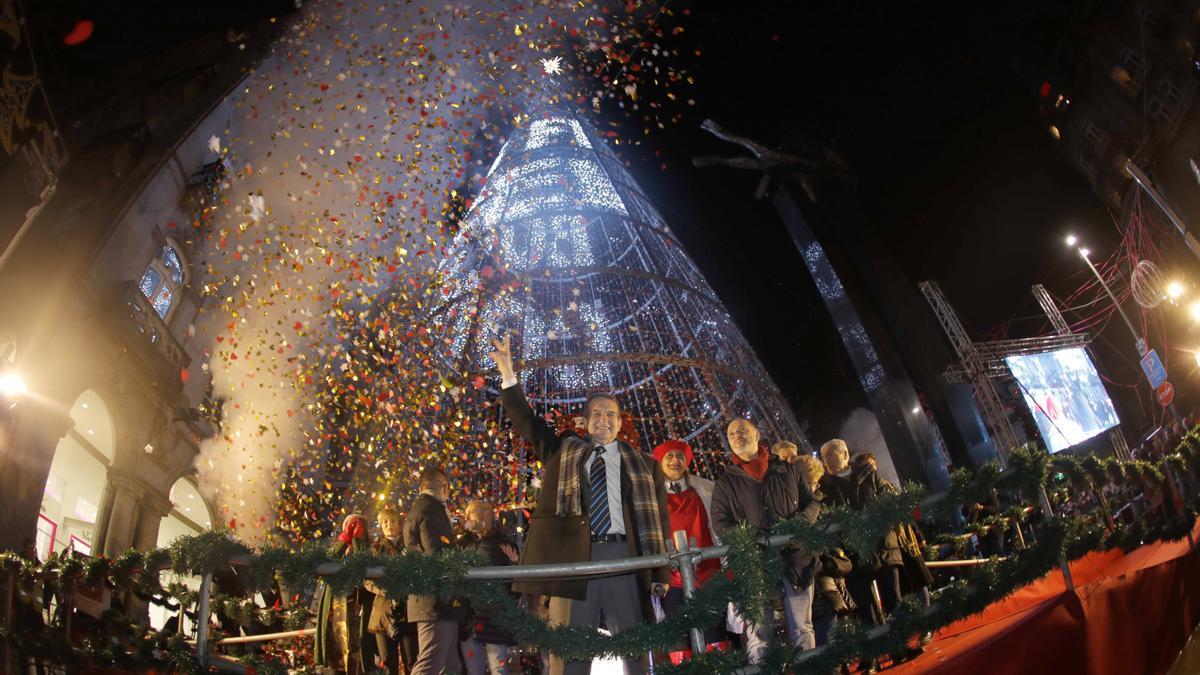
[0, 1, 293, 558]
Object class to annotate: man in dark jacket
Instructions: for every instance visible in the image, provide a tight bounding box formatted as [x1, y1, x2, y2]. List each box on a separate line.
[711, 419, 820, 663]
[458, 500, 519, 675]
[404, 467, 465, 675]
[490, 334, 670, 675]
[819, 439, 902, 626]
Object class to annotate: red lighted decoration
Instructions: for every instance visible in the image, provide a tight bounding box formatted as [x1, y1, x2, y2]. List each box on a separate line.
[62, 20, 94, 46]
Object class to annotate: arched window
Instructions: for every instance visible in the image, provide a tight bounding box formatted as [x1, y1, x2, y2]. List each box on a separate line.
[138, 243, 185, 319]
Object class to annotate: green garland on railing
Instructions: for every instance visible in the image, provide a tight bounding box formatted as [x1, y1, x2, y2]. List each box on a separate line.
[5, 435, 1200, 672]
[0, 610, 203, 674]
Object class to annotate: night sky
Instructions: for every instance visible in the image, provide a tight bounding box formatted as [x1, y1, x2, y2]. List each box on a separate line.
[614, 1, 1137, 438]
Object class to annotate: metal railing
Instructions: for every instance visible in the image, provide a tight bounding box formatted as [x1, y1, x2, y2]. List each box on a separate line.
[0, 487, 1079, 674]
[191, 490, 1028, 671]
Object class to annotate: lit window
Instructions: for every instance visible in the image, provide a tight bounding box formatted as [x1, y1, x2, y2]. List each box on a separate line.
[162, 246, 184, 284]
[138, 243, 185, 320]
[138, 267, 160, 298]
[152, 285, 174, 318]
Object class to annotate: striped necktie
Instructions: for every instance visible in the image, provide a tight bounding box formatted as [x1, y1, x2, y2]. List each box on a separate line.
[587, 446, 611, 537]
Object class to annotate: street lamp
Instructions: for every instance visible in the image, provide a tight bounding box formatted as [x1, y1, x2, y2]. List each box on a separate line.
[0, 371, 25, 398]
[1065, 234, 1078, 247]
[1069, 241, 1143, 352]
[1167, 280, 1185, 302]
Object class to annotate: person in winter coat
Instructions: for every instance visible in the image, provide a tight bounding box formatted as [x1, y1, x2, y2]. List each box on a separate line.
[819, 439, 902, 626]
[852, 453, 933, 615]
[771, 440, 800, 463]
[365, 508, 418, 675]
[458, 500, 520, 675]
[490, 333, 670, 675]
[653, 439, 728, 662]
[315, 514, 376, 674]
[792, 455, 855, 647]
[404, 467, 466, 675]
[710, 419, 820, 663]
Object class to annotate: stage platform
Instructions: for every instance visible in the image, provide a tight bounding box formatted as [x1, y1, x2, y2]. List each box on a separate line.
[890, 521, 1200, 675]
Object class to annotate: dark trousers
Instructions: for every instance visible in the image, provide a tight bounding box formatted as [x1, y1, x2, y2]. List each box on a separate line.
[548, 540, 645, 675]
[846, 566, 902, 625]
[814, 614, 837, 647]
[661, 586, 726, 646]
[412, 620, 462, 675]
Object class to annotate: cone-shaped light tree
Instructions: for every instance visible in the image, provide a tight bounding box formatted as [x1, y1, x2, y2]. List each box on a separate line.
[432, 111, 804, 480]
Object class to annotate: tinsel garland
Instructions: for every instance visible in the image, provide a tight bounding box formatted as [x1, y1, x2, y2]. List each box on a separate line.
[5, 435, 1200, 672]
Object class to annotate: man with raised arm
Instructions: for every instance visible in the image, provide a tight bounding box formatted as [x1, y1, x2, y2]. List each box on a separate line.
[489, 333, 671, 675]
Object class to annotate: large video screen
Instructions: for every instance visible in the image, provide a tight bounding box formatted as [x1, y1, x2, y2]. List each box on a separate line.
[1005, 347, 1120, 453]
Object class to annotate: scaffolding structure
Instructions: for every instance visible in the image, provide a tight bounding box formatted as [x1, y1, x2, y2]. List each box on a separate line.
[919, 281, 1090, 465]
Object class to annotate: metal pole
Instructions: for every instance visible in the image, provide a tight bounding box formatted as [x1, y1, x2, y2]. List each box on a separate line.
[4, 564, 14, 675]
[1124, 160, 1200, 263]
[672, 530, 706, 657]
[1079, 251, 1142, 350]
[62, 579, 72, 638]
[924, 558, 999, 568]
[1038, 487, 1074, 590]
[207, 627, 317, 645]
[869, 579, 885, 624]
[1094, 485, 1117, 530]
[196, 572, 214, 667]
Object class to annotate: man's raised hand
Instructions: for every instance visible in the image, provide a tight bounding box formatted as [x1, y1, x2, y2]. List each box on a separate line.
[489, 332, 515, 382]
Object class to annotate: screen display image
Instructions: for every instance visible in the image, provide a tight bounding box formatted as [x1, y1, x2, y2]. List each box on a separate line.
[1005, 347, 1121, 453]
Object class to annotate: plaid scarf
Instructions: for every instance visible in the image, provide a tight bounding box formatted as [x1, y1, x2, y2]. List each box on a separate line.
[556, 435, 667, 557]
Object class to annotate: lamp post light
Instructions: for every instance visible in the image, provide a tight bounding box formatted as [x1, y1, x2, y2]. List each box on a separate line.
[1069, 242, 1147, 356]
[1067, 237, 1191, 512]
[1166, 281, 1185, 303]
[0, 371, 25, 399]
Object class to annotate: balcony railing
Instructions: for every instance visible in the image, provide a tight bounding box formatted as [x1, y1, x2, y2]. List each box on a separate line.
[118, 280, 191, 388]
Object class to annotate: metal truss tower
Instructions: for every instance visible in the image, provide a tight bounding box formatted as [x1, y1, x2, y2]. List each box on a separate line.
[919, 281, 1090, 465]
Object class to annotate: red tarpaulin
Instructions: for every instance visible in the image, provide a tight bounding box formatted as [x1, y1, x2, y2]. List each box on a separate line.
[894, 521, 1200, 675]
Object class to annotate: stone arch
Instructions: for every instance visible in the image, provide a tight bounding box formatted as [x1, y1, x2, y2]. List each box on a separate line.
[36, 388, 118, 558]
[148, 474, 213, 631]
[159, 474, 214, 546]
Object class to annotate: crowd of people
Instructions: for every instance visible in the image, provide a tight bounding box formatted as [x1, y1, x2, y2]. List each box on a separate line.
[303, 335, 943, 675]
[308, 335, 942, 674]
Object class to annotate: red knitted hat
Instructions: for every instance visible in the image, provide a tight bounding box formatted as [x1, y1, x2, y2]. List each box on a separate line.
[652, 439, 694, 466]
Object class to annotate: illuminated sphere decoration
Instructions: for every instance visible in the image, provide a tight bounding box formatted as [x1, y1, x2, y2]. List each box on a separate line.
[430, 111, 805, 481]
[1131, 259, 1167, 309]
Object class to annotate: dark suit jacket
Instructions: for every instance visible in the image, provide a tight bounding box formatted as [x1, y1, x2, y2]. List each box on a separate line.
[501, 384, 671, 600]
[403, 493, 467, 622]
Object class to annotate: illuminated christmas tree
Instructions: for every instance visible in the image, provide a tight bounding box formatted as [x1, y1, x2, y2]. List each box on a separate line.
[432, 111, 804, 479]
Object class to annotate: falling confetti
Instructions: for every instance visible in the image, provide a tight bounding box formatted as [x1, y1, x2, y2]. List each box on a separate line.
[184, 0, 700, 544]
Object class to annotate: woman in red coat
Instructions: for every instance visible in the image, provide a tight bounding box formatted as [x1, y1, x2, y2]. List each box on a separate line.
[652, 440, 730, 664]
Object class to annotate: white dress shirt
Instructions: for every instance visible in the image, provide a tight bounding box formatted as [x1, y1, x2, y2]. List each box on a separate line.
[666, 475, 689, 494]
